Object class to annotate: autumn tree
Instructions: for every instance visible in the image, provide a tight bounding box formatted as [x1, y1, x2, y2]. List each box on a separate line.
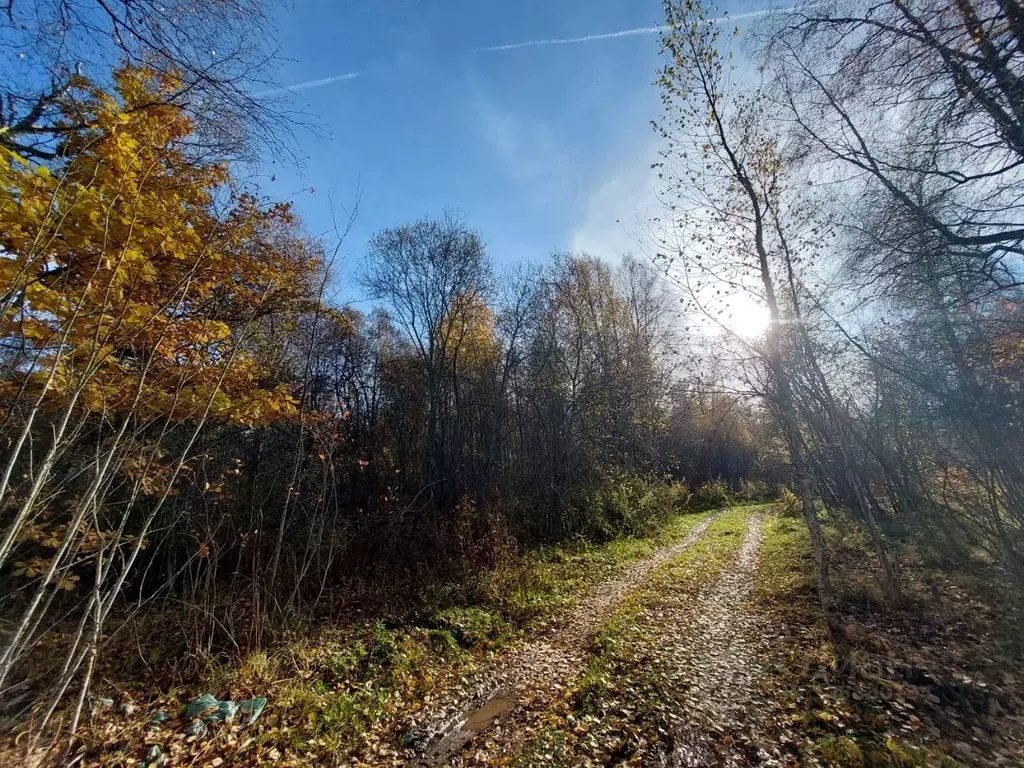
[654, 0, 846, 638]
[0, 65, 316, 741]
[0, 0, 287, 161]
[361, 214, 491, 509]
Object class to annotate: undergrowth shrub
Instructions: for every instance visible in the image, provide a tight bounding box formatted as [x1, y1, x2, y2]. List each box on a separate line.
[87, 476, 693, 690]
[430, 606, 505, 649]
[778, 487, 802, 518]
[690, 479, 731, 512]
[735, 479, 778, 502]
[569, 475, 692, 542]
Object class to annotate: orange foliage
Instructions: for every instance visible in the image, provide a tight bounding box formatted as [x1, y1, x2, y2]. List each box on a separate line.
[0, 67, 316, 427]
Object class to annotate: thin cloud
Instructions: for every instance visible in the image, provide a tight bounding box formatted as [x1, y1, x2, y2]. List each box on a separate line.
[253, 71, 361, 98]
[472, 6, 796, 52]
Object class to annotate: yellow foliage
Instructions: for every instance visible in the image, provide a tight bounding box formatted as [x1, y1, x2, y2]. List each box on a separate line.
[442, 290, 501, 369]
[0, 66, 316, 426]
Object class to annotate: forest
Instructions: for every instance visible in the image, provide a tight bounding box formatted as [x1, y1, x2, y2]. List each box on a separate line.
[0, 0, 1021, 766]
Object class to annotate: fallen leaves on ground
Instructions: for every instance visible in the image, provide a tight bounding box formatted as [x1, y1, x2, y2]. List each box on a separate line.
[754, 513, 1024, 768]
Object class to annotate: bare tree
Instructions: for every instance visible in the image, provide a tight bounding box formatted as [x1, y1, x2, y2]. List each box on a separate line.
[759, 0, 1024, 585]
[361, 213, 491, 509]
[1, 0, 293, 161]
[655, 0, 846, 642]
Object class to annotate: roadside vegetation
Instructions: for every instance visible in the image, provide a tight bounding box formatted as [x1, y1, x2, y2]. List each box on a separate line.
[34, 506, 718, 767]
[755, 512, 1024, 767]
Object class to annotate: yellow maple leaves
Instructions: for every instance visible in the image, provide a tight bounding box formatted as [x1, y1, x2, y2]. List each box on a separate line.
[0, 65, 316, 428]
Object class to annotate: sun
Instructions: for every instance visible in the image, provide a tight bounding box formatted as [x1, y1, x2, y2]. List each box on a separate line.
[723, 292, 771, 338]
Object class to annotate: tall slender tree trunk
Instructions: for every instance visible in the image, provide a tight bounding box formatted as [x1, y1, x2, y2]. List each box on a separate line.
[739, 164, 847, 652]
[848, 464, 902, 603]
[658, 5, 847, 657]
[767, 337, 846, 649]
[774, 210, 903, 605]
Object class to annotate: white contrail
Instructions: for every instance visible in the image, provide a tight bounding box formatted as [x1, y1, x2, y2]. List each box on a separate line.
[474, 25, 665, 52]
[253, 71, 361, 98]
[250, 4, 804, 97]
[472, 6, 796, 52]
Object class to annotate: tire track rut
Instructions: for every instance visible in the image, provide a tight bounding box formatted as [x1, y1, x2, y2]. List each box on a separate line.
[405, 513, 720, 766]
[665, 512, 776, 766]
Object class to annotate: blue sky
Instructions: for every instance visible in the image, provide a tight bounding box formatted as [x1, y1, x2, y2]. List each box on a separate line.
[258, 0, 774, 305]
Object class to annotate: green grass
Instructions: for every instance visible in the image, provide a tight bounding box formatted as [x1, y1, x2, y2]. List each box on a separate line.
[756, 512, 821, 622]
[482, 508, 717, 625]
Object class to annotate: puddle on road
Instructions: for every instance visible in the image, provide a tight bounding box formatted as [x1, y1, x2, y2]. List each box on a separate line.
[463, 696, 513, 732]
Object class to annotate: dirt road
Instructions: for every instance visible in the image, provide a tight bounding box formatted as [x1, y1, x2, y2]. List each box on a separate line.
[406, 513, 721, 766]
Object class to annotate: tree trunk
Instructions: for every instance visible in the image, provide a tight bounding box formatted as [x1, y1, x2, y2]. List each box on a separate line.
[772, 363, 846, 650]
[849, 467, 902, 603]
[741, 169, 848, 654]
